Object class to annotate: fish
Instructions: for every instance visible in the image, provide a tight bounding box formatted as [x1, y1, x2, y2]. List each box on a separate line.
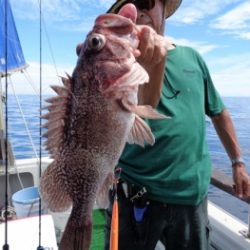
[40, 4, 167, 250]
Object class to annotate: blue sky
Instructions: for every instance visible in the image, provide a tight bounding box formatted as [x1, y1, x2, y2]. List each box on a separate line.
[8, 0, 250, 96]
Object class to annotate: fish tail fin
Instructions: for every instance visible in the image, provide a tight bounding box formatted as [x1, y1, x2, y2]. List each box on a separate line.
[59, 207, 92, 250]
[40, 161, 71, 211]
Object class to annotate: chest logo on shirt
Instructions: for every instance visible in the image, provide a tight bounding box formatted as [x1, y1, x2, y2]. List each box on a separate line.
[182, 69, 196, 75]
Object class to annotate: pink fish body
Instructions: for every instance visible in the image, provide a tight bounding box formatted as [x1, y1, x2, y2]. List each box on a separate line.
[40, 5, 166, 250]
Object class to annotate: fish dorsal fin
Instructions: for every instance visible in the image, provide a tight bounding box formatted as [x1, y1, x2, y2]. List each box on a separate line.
[42, 75, 72, 157]
[127, 115, 155, 146]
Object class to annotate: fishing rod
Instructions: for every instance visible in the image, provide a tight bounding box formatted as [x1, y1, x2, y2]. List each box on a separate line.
[37, 0, 44, 249]
[2, 0, 9, 249]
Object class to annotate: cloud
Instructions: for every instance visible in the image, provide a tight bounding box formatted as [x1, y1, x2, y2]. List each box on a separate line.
[171, 0, 250, 41]
[211, 2, 250, 29]
[11, 0, 108, 23]
[168, 0, 250, 75]
[11, 0, 80, 21]
[206, 53, 250, 96]
[7, 0, 249, 98]
[171, 0, 241, 24]
[71, 16, 96, 33]
[99, 0, 114, 9]
[8, 61, 74, 95]
[213, 72, 250, 96]
[210, 2, 250, 40]
[167, 36, 219, 55]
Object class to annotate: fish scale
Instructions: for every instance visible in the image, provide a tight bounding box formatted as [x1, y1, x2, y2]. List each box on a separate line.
[40, 6, 167, 250]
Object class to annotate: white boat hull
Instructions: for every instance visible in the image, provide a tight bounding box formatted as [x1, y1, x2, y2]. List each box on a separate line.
[1, 158, 250, 250]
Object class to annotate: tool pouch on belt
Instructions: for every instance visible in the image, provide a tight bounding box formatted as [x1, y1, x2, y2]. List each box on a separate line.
[129, 185, 150, 246]
[111, 181, 150, 246]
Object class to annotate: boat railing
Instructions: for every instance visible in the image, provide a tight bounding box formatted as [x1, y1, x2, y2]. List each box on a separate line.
[211, 168, 250, 238]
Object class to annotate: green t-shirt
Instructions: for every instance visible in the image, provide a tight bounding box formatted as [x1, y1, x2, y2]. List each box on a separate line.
[118, 45, 225, 205]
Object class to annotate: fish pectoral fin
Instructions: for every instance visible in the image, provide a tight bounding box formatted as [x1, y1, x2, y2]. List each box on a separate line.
[101, 62, 148, 99]
[121, 98, 169, 119]
[40, 161, 72, 212]
[127, 115, 155, 146]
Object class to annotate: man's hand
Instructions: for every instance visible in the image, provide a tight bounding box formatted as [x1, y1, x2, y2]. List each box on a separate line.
[135, 25, 168, 68]
[134, 25, 170, 107]
[232, 163, 250, 199]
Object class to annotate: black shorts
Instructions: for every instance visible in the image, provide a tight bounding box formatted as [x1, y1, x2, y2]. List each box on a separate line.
[104, 182, 211, 250]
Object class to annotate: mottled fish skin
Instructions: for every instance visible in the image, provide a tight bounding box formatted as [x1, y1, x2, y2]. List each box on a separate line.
[40, 7, 167, 250]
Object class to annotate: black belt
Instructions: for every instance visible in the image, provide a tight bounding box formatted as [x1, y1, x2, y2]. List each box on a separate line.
[116, 180, 170, 208]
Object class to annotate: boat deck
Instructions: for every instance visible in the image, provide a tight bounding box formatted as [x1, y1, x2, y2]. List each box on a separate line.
[0, 214, 57, 250]
[1, 158, 250, 249]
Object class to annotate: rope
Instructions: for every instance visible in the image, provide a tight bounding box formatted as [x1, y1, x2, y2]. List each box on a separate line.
[41, 18, 61, 86]
[9, 78, 39, 159]
[35, 0, 61, 86]
[23, 70, 40, 96]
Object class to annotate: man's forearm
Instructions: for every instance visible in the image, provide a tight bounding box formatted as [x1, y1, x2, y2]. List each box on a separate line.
[211, 109, 242, 162]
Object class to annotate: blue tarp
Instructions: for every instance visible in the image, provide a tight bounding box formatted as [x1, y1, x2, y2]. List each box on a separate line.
[0, 0, 27, 76]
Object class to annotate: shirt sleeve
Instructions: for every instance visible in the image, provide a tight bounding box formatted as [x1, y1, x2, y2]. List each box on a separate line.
[197, 52, 226, 117]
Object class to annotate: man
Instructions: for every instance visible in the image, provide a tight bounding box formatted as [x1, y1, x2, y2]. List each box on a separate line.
[104, 1, 250, 249]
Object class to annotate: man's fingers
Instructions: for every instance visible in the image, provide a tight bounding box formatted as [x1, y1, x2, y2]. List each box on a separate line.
[136, 25, 167, 66]
[151, 35, 167, 65]
[242, 181, 250, 197]
[138, 26, 155, 64]
[233, 179, 250, 199]
[235, 182, 243, 198]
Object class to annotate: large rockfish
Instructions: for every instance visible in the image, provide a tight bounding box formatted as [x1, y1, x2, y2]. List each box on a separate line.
[40, 4, 166, 250]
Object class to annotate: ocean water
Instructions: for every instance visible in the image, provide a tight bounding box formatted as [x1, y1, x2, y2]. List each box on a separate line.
[206, 96, 250, 224]
[7, 95, 48, 159]
[6, 95, 250, 223]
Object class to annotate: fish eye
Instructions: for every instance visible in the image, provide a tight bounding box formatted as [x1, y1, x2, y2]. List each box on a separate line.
[88, 34, 105, 51]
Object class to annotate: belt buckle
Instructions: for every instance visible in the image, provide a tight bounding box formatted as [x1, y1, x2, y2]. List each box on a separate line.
[130, 187, 147, 203]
